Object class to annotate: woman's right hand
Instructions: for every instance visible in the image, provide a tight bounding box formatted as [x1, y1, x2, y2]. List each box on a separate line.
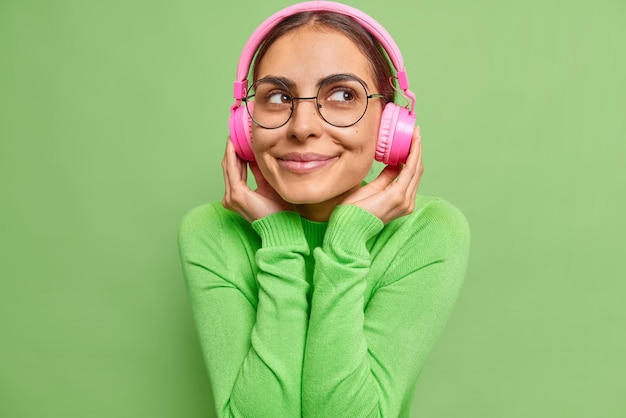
[222, 139, 294, 222]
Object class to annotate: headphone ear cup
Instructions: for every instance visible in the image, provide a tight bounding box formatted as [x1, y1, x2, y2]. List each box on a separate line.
[376, 103, 416, 165]
[228, 104, 255, 161]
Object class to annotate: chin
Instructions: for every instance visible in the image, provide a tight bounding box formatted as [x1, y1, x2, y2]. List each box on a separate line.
[277, 181, 359, 206]
[279, 189, 330, 205]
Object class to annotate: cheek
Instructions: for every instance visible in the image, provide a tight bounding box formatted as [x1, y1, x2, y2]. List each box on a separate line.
[352, 119, 381, 156]
[251, 127, 279, 161]
[250, 129, 286, 187]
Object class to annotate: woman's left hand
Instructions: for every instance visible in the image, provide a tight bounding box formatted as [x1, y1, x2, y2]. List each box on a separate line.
[341, 126, 423, 225]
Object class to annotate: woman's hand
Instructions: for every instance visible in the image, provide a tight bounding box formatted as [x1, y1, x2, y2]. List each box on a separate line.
[222, 139, 294, 222]
[341, 127, 423, 225]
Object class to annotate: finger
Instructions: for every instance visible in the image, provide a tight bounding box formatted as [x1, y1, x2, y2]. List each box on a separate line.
[222, 140, 234, 189]
[403, 126, 422, 173]
[408, 126, 422, 164]
[371, 164, 402, 188]
[224, 141, 239, 190]
[224, 140, 248, 185]
[407, 129, 423, 191]
[390, 127, 421, 190]
[222, 140, 234, 208]
[249, 161, 268, 189]
[397, 131, 422, 205]
[239, 155, 248, 184]
[224, 140, 255, 209]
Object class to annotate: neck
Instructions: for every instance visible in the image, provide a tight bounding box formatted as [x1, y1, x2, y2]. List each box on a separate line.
[294, 203, 335, 222]
[292, 184, 361, 222]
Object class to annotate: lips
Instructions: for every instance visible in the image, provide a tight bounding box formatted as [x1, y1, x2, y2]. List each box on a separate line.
[278, 153, 338, 174]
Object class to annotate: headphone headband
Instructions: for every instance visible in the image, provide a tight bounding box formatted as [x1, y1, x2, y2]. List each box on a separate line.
[233, 1, 410, 101]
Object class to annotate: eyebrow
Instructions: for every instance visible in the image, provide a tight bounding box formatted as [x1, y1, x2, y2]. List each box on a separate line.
[257, 73, 371, 91]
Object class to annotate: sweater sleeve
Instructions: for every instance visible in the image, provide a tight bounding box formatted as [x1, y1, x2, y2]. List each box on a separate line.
[178, 204, 310, 418]
[302, 200, 470, 417]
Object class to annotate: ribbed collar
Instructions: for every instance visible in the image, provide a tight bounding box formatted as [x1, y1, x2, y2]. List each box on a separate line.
[301, 217, 328, 251]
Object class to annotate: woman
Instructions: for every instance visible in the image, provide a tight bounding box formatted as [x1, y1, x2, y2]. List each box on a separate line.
[178, 2, 470, 416]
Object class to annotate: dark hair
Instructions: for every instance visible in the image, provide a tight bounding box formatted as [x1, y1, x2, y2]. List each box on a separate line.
[252, 11, 396, 103]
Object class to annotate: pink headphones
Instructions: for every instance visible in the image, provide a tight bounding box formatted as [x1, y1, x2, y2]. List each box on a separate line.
[229, 1, 417, 165]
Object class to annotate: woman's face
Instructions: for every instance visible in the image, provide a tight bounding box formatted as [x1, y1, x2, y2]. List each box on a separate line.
[251, 25, 384, 221]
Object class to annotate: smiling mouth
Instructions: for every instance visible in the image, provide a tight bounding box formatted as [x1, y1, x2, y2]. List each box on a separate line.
[278, 153, 338, 174]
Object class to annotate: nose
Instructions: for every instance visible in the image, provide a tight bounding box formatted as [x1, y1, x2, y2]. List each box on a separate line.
[288, 97, 322, 141]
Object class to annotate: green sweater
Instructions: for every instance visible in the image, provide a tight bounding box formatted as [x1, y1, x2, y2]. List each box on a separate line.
[178, 196, 470, 417]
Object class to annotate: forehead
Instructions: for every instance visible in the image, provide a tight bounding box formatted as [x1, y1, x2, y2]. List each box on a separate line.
[255, 26, 376, 88]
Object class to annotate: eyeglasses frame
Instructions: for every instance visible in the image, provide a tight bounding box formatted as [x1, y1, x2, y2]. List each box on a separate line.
[243, 74, 386, 129]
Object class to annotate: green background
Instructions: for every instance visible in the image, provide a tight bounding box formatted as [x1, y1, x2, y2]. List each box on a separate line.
[1, 0, 624, 416]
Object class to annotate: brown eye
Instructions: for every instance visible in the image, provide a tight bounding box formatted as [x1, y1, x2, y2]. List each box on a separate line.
[327, 89, 356, 103]
[268, 92, 292, 105]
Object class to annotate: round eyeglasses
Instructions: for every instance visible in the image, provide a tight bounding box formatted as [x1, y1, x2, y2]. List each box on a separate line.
[243, 73, 385, 129]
